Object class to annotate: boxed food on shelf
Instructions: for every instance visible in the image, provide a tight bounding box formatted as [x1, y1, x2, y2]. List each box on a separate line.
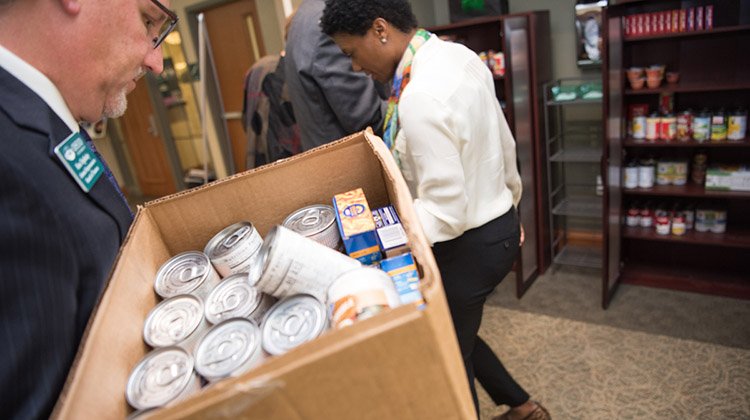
[51, 130, 474, 420]
[705, 165, 750, 192]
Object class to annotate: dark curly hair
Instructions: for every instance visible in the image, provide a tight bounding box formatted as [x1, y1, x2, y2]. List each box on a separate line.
[320, 0, 418, 37]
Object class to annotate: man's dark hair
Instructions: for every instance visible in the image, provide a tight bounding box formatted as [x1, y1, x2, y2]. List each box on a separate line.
[320, 0, 418, 37]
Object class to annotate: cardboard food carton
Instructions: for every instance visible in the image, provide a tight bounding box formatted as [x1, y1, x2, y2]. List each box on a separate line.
[52, 130, 474, 420]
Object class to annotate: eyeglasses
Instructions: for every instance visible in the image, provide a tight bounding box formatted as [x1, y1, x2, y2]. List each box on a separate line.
[149, 0, 179, 49]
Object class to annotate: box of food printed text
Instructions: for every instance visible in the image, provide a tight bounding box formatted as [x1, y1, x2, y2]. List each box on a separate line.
[51, 129, 475, 420]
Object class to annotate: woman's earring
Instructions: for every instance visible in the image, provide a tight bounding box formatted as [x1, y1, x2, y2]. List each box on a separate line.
[380, 37, 387, 44]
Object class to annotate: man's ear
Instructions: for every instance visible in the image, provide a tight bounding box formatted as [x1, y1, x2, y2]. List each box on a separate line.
[59, 0, 81, 16]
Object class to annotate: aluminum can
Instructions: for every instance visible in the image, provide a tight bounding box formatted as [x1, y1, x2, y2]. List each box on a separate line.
[143, 294, 208, 352]
[676, 110, 693, 141]
[632, 115, 647, 139]
[696, 7, 704, 31]
[194, 318, 265, 382]
[625, 206, 640, 227]
[639, 206, 653, 228]
[255, 225, 361, 301]
[692, 111, 711, 142]
[282, 204, 343, 251]
[710, 210, 727, 233]
[646, 115, 660, 141]
[327, 267, 401, 330]
[687, 7, 695, 32]
[705, 5, 713, 30]
[154, 251, 221, 300]
[728, 109, 747, 140]
[204, 273, 276, 325]
[126, 346, 201, 411]
[655, 215, 671, 235]
[261, 294, 328, 356]
[204, 221, 264, 277]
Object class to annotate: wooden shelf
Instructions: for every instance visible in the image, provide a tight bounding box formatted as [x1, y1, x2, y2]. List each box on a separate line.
[623, 226, 750, 248]
[622, 184, 750, 199]
[625, 81, 750, 95]
[623, 138, 750, 147]
[624, 24, 750, 43]
[620, 262, 750, 299]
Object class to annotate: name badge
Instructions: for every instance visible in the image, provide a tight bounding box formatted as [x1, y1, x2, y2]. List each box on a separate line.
[54, 132, 104, 193]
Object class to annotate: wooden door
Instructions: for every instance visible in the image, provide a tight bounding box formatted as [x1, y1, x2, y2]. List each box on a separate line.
[119, 78, 177, 197]
[200, 0, 265, 173]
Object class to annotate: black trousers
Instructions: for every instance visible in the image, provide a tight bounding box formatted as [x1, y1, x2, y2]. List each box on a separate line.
[432, 208, 529, 416]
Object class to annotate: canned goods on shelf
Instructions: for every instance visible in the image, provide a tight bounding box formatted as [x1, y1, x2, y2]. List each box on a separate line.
[728, 108, 747, 141]
[327, 267, 401, 329]
[205, 221, 264, 278]
[126, 346, 200, 411]
[655, 215, 671, 235]
[692, 110, 711, 142]
[625, 206, 640, 227]
[282, 204, 343, 251]
[154, 251, 221, 299]
[204, 273, 276, 325]
[143, 294, 208, 351]
[671, 215, 686, 236]
[255, 226, 361, 301]
[194, 318, 265, 382]
[260, 294, 328, 356]
[639, 207, 653, 228]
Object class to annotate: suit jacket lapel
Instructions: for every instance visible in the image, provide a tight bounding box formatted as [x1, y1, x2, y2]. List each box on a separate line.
[0, 67, 133, 241]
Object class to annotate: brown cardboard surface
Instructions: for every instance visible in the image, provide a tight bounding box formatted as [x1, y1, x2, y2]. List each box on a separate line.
[52, 130, 474, 419]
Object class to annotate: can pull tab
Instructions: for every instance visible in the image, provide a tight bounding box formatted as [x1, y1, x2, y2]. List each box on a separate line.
[155, 361, 188, 387]
[300, 211, 321, 227]
[274, 307, 312, 338]
[178, 264, 207, 283]
[204, 336, 245, 365]
[222, 226, 251, 249]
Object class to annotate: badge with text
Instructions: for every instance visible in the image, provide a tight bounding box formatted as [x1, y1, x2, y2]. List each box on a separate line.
[53, 132, 103, 193]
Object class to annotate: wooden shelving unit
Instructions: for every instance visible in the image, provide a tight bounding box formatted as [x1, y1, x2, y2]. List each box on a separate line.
[428, 12, 552, 298]
[602, 0, 750, 308]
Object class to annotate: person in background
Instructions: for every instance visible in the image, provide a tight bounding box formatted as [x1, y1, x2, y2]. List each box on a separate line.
[284, 0, 387, 150]
[321, 1, 551, 419]
[242, 10, 301, 169]
[0, 0, 175, 418]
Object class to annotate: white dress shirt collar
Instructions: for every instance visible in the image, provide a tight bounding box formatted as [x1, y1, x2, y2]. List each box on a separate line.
[0, 43, 79, 133]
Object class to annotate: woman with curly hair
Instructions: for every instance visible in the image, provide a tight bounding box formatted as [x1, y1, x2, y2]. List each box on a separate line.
[321, 1, 551, 419]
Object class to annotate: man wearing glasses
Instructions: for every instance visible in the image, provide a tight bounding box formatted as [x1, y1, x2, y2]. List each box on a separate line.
[0, 0, 177, 418]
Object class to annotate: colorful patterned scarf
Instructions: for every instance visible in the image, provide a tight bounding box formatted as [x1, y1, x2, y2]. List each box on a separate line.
[382, 29, 432, 153]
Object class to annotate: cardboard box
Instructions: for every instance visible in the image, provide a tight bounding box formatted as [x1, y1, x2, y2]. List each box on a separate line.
[372, 205, 410, 258]
[332, 188, 381, 264]
[705, 165, 750, 192]
[52, 130, 474, 419]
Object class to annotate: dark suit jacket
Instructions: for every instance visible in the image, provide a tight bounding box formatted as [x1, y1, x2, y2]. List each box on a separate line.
[0, 66, 133, 420]
[284, 0, 387, 151]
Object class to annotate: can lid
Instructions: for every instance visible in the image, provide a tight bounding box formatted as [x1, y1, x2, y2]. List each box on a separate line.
[205, 273, 263, 324]
[204, 222, 256, 259]
[154, 251, 212, 298]
[261, 294, 327, 356]
[194, 318, 262, 380]
[126, 346, 194, 410]
[282, 205, 336, 237]
[144, 294, 205, 348]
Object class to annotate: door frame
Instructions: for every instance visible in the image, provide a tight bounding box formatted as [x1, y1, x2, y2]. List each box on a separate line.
[185, 0, 239, 174]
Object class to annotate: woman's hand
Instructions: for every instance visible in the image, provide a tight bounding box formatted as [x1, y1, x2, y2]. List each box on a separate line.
[519, 223, 525, 247]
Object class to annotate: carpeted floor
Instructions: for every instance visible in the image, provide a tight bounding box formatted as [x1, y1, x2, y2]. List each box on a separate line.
[475, 266, 750, 419]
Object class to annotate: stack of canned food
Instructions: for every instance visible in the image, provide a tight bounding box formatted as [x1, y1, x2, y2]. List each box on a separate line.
[126, 194, 423, 414]
[624, 200, 727, 236]
[624, 150, 712, 190]
[632, 107, 747, 143]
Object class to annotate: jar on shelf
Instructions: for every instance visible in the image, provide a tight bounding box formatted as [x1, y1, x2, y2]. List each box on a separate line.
[638, 157, 656, 189]
[624, 159, 639, 189]
[639, 202, 653, 228]
[692, 109, 711, 142]
[710, 109, 727, 142]
[626, 202, 641, 227]
[671, 214, 686, 236]
[691, 150, 707, 185]
[660, 113, 677, 141]
[727, 108, 747, 141]
[676, 109, 693, 141]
